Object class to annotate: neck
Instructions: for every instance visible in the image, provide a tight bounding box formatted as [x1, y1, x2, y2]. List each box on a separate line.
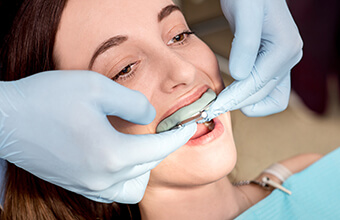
[139, 177, 248, 220]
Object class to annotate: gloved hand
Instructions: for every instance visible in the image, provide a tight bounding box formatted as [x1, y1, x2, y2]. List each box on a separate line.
[0, 70, 196, 203]
[207, 0, 303, 118]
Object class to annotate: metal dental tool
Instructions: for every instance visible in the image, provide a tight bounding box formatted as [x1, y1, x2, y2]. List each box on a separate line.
[156, 89, 216, 133]
[171, 101, 213, 129]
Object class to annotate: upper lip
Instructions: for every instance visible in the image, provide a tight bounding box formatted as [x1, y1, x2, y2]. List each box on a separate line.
[159, 85, 210, 122]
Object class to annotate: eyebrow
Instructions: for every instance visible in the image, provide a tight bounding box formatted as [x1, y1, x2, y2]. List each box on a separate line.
[88, 35, 128, 69]
[88, 4, 181, 69]
[158, 4, 181, 22]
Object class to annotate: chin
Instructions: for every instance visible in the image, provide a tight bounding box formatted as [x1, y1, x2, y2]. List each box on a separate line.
[148, 112, 237, 187]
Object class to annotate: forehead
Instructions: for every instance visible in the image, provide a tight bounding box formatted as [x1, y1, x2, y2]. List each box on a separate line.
[54, 0, 176, 69]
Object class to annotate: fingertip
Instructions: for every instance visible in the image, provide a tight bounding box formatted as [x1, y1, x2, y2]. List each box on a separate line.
[104, 87, 156, 125]
[176, 122, 197, 138]
[158, 123, 197, 150]
[227, 4, 263, 81]
[241, 104, 285, 117]
[125, 123, 198, 164]
[240, 93, 289, 117]
[126, 90, 156, 124]
[240, 105, 264, 117]
[229, 40, 258, 80]
[229, 64, 250, 81]
[132, 93, 156, 125]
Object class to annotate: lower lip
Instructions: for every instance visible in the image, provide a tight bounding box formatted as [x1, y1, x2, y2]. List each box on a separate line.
[186, 117, 224, 146]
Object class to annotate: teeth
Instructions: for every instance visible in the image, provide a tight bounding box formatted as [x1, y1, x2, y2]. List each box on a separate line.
[203, 120, 215, 131]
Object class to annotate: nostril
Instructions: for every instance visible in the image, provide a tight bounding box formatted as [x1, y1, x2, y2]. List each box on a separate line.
[171, 83, 186, 90]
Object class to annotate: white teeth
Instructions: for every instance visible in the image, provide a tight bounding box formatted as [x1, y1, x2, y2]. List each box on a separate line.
[203, 120, 215, 131]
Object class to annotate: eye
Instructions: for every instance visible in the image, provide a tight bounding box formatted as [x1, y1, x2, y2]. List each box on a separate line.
[173, 33, 185, 43]
[167, 31, 194, 45]
[121, 65, 132, 75]
[112, 62, 137, 81]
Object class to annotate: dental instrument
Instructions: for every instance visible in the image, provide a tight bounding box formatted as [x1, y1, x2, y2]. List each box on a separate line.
[156, 89, 217, 133]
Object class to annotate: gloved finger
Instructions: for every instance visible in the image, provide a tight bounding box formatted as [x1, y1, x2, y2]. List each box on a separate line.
[84, 172, 151, 204]
[241, 73, 291, 116]
[113, 159, 162, 185]
[234, 71, 290, 109]
[93, 74, 156, 125]
[113, 172, 150, 204]
[205, 69, 273, 120]
[221, 0, 264, 80]
[205, 68, 282, 120]
[233, 30, 302, 106]
[207, 34, 302, 119]
[83, 159, 160, 203]
[120, 123, 197, 166]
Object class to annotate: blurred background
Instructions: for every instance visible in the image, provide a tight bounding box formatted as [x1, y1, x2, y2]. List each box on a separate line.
[177, 0, 340, 181]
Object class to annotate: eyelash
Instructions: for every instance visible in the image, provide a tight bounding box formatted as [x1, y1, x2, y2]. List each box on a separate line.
[112, 31, 195, 82]
[111, 61, 138, 81]
[167, 30, 195, 46]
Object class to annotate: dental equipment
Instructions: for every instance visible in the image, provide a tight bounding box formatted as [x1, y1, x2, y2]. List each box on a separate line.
[156, 89, 217, 133]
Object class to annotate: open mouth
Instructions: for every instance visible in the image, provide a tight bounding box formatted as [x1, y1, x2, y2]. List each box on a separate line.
[186, 116, 224, 146]
[204, 120, 215, 131]
[189, 119, 215, 140]
[156, 88, 216, 133]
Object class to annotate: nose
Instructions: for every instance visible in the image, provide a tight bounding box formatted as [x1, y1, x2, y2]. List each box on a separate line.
[157, 48, 197, 93]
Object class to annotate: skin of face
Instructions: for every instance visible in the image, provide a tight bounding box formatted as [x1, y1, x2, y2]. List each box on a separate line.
[55, 0, 236, 189]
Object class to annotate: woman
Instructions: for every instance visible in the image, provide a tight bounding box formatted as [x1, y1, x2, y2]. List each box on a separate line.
[1, 0, 321, 219]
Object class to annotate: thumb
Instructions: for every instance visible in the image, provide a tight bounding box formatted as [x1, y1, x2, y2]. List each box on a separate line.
[95, 76, 156, 125]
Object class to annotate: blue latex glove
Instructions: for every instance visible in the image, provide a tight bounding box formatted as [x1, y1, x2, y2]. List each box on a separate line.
[0, 70, 196, 204]
[207, 0, 303, 118]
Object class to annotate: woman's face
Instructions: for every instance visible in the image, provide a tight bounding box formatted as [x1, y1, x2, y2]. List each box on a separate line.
[55, 0, 236, 187]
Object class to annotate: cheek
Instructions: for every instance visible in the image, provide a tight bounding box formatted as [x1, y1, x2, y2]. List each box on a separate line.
[190, 40, 224, 89]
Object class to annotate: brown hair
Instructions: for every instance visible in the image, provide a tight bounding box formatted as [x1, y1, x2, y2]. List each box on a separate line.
[0, 0, 139, 219]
